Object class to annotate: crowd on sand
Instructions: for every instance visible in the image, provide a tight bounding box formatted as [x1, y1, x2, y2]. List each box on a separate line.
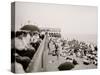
[11, 30, 45, 73]
[47, 35, 97, 70]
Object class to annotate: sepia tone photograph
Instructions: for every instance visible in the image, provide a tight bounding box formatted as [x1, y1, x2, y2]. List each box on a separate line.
[11, 2, 98, 73]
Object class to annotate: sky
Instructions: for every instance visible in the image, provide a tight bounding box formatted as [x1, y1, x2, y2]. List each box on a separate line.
[15, 2, 98, 35]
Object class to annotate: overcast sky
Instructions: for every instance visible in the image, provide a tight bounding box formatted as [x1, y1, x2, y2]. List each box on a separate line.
[15, 2, 98, 35]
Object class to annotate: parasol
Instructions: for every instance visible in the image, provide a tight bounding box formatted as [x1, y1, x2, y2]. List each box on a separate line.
[20, 25, 40, 32]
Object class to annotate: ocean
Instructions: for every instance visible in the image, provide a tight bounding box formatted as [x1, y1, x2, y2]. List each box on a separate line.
[62, 34, 97, 45]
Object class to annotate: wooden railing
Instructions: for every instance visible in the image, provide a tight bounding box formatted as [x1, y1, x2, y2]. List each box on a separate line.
[26, 36, 46, 72]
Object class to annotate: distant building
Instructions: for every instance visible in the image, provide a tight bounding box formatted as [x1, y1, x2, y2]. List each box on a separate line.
[40, 27, 61, 37]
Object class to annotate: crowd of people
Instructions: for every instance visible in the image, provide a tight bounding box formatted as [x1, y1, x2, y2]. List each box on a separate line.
[47, 35, 97, 70]
[11, 29, 97, 72]
[11, 30, 45, 73]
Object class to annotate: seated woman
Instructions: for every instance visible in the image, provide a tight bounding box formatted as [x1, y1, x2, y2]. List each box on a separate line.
[15, 31, 35, 71]
[11, 31, 25, 73]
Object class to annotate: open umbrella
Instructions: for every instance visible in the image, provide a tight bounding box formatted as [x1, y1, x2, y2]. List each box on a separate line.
[58, 62, 75, 70]
[20, 25, 40, 32]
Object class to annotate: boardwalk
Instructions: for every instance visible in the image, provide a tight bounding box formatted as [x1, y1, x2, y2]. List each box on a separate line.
[43, 35, 59, 71]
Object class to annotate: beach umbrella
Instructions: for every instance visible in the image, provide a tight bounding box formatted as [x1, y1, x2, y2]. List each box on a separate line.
[58, 62, 74, 70]
[20, 25, 40, 32]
